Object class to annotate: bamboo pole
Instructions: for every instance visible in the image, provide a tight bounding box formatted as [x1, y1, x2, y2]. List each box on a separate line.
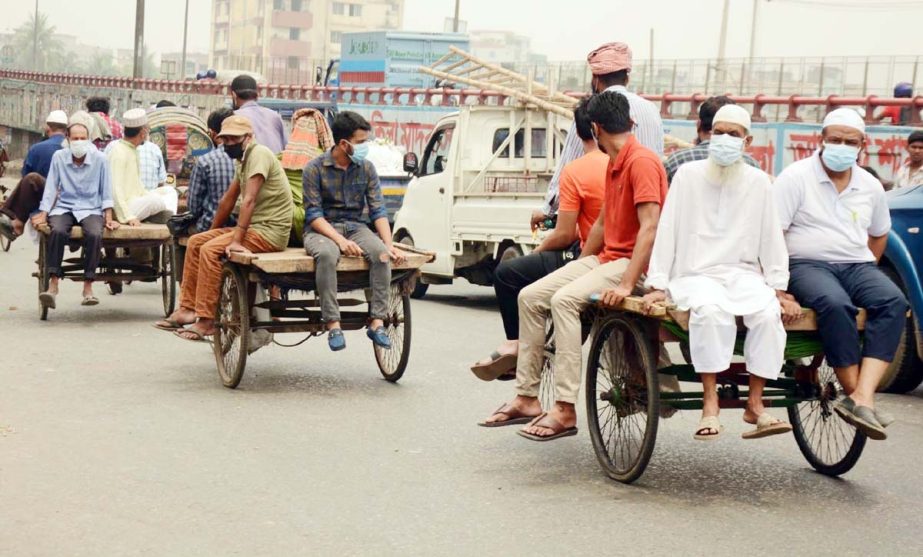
[419, 66, 575, 117]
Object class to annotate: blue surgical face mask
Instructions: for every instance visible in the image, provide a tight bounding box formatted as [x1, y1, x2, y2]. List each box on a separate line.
[347, 141, 369, 164]
[821, 143, 859, 172]
[708, 133, 744, 167]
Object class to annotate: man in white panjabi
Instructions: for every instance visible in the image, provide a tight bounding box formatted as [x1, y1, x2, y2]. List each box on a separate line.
[642, 105, 802, 440]
[107, 108, 178, 226]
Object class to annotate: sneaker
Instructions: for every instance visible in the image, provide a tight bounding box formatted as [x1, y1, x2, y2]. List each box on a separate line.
[328, 328, 346, 352]
[367, 326, 392, 350]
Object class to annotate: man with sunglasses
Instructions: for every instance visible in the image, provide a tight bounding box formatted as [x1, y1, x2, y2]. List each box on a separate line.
[773, 108, 908, 441]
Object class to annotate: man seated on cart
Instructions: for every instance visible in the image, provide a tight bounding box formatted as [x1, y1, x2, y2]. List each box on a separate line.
[302, 111, 405, 352]
[773, 108, 909, 441]
[642, 105, 799, 440]
[479, 91, 667, 441]
[107, 109, 178, 226]
[155, 115, 293, 340]
[32, 116, 120, 308]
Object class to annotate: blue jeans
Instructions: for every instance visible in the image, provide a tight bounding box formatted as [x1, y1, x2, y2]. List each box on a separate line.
[787, 260, 908, 367]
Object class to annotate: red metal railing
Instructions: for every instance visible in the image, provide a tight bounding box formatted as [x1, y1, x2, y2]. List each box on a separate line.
[2, 68, 922, 125]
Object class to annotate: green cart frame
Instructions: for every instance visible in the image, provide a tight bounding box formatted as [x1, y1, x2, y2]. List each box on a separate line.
[544, 297, 868, 484]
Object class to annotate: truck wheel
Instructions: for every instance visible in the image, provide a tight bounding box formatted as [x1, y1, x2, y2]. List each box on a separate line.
[396, 233, 429, 299]
[878, 266, 923, 394]
[498, 244, 522, 265]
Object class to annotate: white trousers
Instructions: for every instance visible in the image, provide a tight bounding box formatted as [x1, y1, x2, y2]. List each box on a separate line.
[128, 188, 178, 222]
[688, 301, 786, 380]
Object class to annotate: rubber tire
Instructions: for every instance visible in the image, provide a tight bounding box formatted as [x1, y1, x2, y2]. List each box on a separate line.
[395, 234, 429, 299]
[374, 286, 412, 382]
[878, 266, 923, 394]
[160, 242, 177, 317]
[37, 236, 49, 321]
[498, 244, 522, 264]
[585, 313, 659, 484]
[788, 359, 867, 477]
[213, 264, 251, 389]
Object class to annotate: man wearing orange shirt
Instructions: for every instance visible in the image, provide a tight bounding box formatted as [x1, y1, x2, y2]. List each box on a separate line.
[480, 91, 667, 440]
[471, 99, 606, 380]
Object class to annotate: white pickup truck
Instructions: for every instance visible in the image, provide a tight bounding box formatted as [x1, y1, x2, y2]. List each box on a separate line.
[392, 105, 569, 297]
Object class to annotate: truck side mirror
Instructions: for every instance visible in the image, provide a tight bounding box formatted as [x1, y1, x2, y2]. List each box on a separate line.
[403, 152, 418, 174]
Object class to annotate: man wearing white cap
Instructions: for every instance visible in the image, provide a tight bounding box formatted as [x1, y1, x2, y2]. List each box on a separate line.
[643, 105, 796, 440]
[0, 110, 69, 242]
[107, 108, 178, 225]
[774, 108, 909, 441]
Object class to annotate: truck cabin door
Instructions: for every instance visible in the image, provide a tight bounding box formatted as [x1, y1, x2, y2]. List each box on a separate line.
[412, 124, 456, 274]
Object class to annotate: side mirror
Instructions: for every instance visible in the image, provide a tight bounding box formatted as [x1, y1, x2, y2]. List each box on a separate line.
[403, 152, 418, 174]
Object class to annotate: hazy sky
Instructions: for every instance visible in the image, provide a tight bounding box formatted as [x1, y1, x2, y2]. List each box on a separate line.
[3, 0, 922, 61]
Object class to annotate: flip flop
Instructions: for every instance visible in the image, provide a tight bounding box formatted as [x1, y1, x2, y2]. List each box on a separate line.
[516, 412, 578, 442]
[834, 397, 887, 441]
[478, 403, 541, 428]
[174, 328, 211, 343]
[153, 318, 186, 331]
[470, 351, 518, 381]
[741, 413, 793, 440]
[694, 415, 723, 441]
[39, 291, 57, 310]
[81, 296, 99, 306]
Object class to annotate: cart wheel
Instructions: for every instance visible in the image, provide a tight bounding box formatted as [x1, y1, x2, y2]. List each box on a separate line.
[160, 242, 176, 316]
[374, 284, 411, 382]
[1, 233, 10, 252]
[538, 320, 557, 411]
[585, 313, 659, 484]
[37, 236, 49, 321]
[789, 358, 866, 476]
[213, 264, 250, 389]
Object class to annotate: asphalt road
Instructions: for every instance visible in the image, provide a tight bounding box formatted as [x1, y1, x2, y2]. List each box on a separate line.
[2, 238, 922, 556]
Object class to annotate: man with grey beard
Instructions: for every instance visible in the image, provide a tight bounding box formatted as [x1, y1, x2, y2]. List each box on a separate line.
[642, 105, 801, 441]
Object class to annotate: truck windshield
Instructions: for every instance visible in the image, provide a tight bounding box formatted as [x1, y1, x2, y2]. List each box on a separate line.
[422, 126, 455, 176]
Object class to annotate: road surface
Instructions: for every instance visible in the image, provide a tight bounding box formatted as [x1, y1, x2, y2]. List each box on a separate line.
[1, 239, 922, 556]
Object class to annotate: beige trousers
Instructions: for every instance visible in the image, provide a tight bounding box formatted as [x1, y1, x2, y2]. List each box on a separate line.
[515, 256, 631, 404]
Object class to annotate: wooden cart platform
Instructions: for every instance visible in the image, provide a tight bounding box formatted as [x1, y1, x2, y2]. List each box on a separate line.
[33, 223, 176, 320]
[226, 243, 434, 274]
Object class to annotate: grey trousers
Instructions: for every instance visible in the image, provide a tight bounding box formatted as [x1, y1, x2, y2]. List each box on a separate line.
[304, 222, 391, 322]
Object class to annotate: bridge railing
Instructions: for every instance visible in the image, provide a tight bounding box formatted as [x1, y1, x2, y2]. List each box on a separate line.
[2, 68, 922, 135]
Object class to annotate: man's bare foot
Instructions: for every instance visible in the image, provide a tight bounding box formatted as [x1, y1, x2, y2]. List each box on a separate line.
[521, 402, 576, 438]
[12, 218, 24, 236]
[48, 277, 60, 296]
[165, 307, 197, 327]
[475, 339, 519, 366]
[743, 404, 766, 425]
[482, 395, 542, 425]
[175, 320, 216, 340]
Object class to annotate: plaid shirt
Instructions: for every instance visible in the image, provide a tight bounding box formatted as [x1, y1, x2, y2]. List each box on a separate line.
[188, 145, 236, 231]
[138, 141, 167, 190]
[303, 149, 387, 225]
[663, 141, 760, 183]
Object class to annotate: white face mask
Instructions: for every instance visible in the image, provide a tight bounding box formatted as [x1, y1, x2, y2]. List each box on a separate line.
[708, 133, 744, 167]
[69, 139, 90, 158]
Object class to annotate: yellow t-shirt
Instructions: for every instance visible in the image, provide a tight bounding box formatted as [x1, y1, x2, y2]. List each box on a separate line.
[107, 139, 148, 223]
[235, 142, 294, 250]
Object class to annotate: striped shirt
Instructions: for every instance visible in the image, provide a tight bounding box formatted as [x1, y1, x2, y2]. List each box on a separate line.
[138, 141, 167, 190]
[187, 145, 236, 231]
[542, 84, 664, 215]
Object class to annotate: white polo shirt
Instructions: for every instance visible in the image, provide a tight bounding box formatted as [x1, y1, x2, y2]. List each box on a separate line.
[773, 152, 891, 263]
